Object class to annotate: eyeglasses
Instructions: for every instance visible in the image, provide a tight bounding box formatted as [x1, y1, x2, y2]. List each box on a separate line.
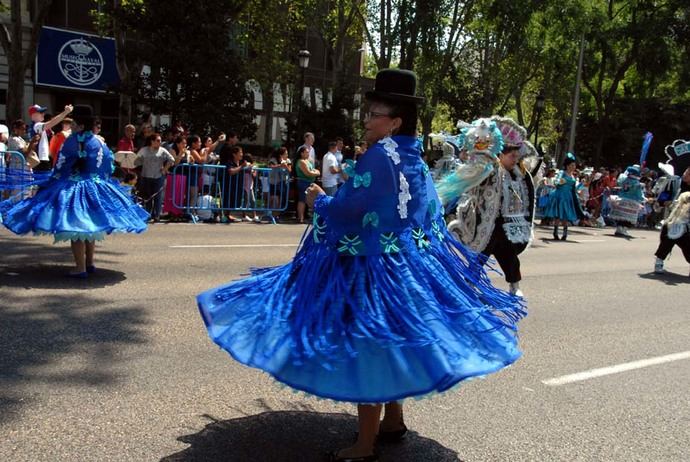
[364, 111, 392, 121]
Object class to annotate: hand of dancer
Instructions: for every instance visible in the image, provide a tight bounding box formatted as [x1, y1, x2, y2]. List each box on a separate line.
[306, 183, 325, 207]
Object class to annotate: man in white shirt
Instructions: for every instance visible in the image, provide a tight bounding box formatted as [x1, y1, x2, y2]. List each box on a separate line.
[335, 137, 345, 185]
[321, 141, 341, 196]
[297, 132, 316, 166]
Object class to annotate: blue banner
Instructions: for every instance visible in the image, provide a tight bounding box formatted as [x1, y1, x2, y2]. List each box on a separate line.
[35, 26, 119, 93]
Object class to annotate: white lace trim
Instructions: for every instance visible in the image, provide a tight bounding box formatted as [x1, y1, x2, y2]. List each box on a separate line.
[667, 222, 690, 240]
[380, 137, 400, 165]
[397, 172, 411, 219]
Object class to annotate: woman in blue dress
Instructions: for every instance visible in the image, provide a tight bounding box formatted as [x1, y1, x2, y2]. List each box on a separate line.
[543, 153, 584, 240]
[197, 70, 526, 462]
[1, 107, 149, 277]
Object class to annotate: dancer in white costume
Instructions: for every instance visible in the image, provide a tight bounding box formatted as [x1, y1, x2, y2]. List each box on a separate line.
[438, 117, 540, 297]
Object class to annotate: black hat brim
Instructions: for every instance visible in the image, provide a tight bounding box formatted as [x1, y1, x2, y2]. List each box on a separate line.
[365, 90, 425, 105]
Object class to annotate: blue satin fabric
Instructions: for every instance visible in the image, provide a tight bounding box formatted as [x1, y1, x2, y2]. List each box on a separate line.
[1, 132, 149, 240]
[198, 136, 525, 403]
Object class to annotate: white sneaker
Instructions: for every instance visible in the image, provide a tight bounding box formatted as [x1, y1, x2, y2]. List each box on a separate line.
[243, 216, 253, 222]
[252, 217, 261, 223]
[654, 258, 665, 274]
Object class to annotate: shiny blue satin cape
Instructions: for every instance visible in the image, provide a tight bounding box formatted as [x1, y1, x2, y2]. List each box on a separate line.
[1, 131, 149, 241]
[198, 136, 526, 403]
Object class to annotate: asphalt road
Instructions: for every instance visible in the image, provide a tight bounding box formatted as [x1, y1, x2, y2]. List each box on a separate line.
[1, 223, 688, 461]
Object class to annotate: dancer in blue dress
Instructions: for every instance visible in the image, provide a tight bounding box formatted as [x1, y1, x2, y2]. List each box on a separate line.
[197, 70, 526, 462]
[1, 107, 149, 277]
[542, 153, 584, 240]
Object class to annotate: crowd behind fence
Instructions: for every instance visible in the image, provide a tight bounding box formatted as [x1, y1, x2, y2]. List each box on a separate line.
[164, 163, 290, 224]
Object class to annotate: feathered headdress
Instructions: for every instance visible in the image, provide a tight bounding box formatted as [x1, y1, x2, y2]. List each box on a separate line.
[491, 116, 537, 159]
[458, 118, 503, 158]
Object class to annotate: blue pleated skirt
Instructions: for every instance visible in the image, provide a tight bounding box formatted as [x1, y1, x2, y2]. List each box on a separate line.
[2, 178, 149, 241]
[542, 186, 579, 223]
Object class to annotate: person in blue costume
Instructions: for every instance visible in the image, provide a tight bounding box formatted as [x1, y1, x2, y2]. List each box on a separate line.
[609, 165, 646, 238]
[1, 107, 149, 278]
[197, 69, 526, 462]
[542, 153, 584, 240]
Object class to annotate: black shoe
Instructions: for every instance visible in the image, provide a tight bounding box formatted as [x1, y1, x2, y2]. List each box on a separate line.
[560, 233, 567, 241]
[377, 423, 408, 443]
[355, 423, 408, 444]
[553, 230, 559, 240]
[327, 450, 379, 462]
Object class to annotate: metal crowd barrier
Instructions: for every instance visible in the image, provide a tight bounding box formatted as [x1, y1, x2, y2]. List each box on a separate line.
[0, 151, 41, 202]
[167, 163, 291, 224]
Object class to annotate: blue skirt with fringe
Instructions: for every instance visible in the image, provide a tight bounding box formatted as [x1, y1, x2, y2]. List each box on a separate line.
[1, 177, 149, 241]
[198, 228, 525, 404]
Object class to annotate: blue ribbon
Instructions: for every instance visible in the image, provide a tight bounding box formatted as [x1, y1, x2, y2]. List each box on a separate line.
[362, 212, 379, 228]
[353, 172, 372, 188]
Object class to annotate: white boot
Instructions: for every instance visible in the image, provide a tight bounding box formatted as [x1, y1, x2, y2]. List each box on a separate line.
[509, 282, 524, 298]
[654, 258, 665, 274]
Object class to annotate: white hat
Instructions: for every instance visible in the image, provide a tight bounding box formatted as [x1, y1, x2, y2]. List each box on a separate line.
[0, 124, 8, 136]
[658, 162, 675, 177]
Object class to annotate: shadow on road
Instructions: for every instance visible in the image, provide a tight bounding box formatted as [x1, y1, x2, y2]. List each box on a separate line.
[0, 291, 148, 424]
[602, 233, 645, 240]
[539, 238, 580, 244]
[0, 264, 127, 289]
[161, 411, 462, 462]
[0, 237, 127, 289]
[638, 271, 690, 286]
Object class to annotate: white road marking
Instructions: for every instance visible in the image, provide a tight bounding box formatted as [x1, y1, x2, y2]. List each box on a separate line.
[542, 351, 690, 386]
[169, 244, 299, 249]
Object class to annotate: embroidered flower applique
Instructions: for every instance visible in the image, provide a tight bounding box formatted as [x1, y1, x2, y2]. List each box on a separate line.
[337, 234, 364, 256]
[96, 147, 104, 168]
[380, 137, 400, 165]
[412, 228, 431, 250]
[379, 232, 400, 253]
[397, 172, 411, 219]
[312, 213, 327, 243]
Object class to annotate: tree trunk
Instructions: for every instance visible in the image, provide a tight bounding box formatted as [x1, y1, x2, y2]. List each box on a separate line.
[118, 93, 132, 133]
[262, 83, 275, 146]
[593, 115, 608, 166]
[6, 48, 24, 123]
[1, 0, 54, 123]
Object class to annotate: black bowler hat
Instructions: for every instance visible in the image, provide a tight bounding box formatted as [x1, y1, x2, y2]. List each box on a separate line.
[365, 69, 425, 105]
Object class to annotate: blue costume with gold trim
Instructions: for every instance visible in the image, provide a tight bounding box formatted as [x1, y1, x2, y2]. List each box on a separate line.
[198, 135, 526, 403]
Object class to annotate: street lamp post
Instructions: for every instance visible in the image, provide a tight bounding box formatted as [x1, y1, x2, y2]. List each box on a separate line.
[534, 89, 546, 154]
[295, 49, 310, 148]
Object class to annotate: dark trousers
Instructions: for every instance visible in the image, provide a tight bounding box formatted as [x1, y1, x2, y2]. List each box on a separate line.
[655, 225, 690, 263]
[481, 224, 528, 283]
[140, 176, 165, 219]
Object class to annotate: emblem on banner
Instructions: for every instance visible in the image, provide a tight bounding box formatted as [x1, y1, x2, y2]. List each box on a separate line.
[58, 38, 104, 86]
